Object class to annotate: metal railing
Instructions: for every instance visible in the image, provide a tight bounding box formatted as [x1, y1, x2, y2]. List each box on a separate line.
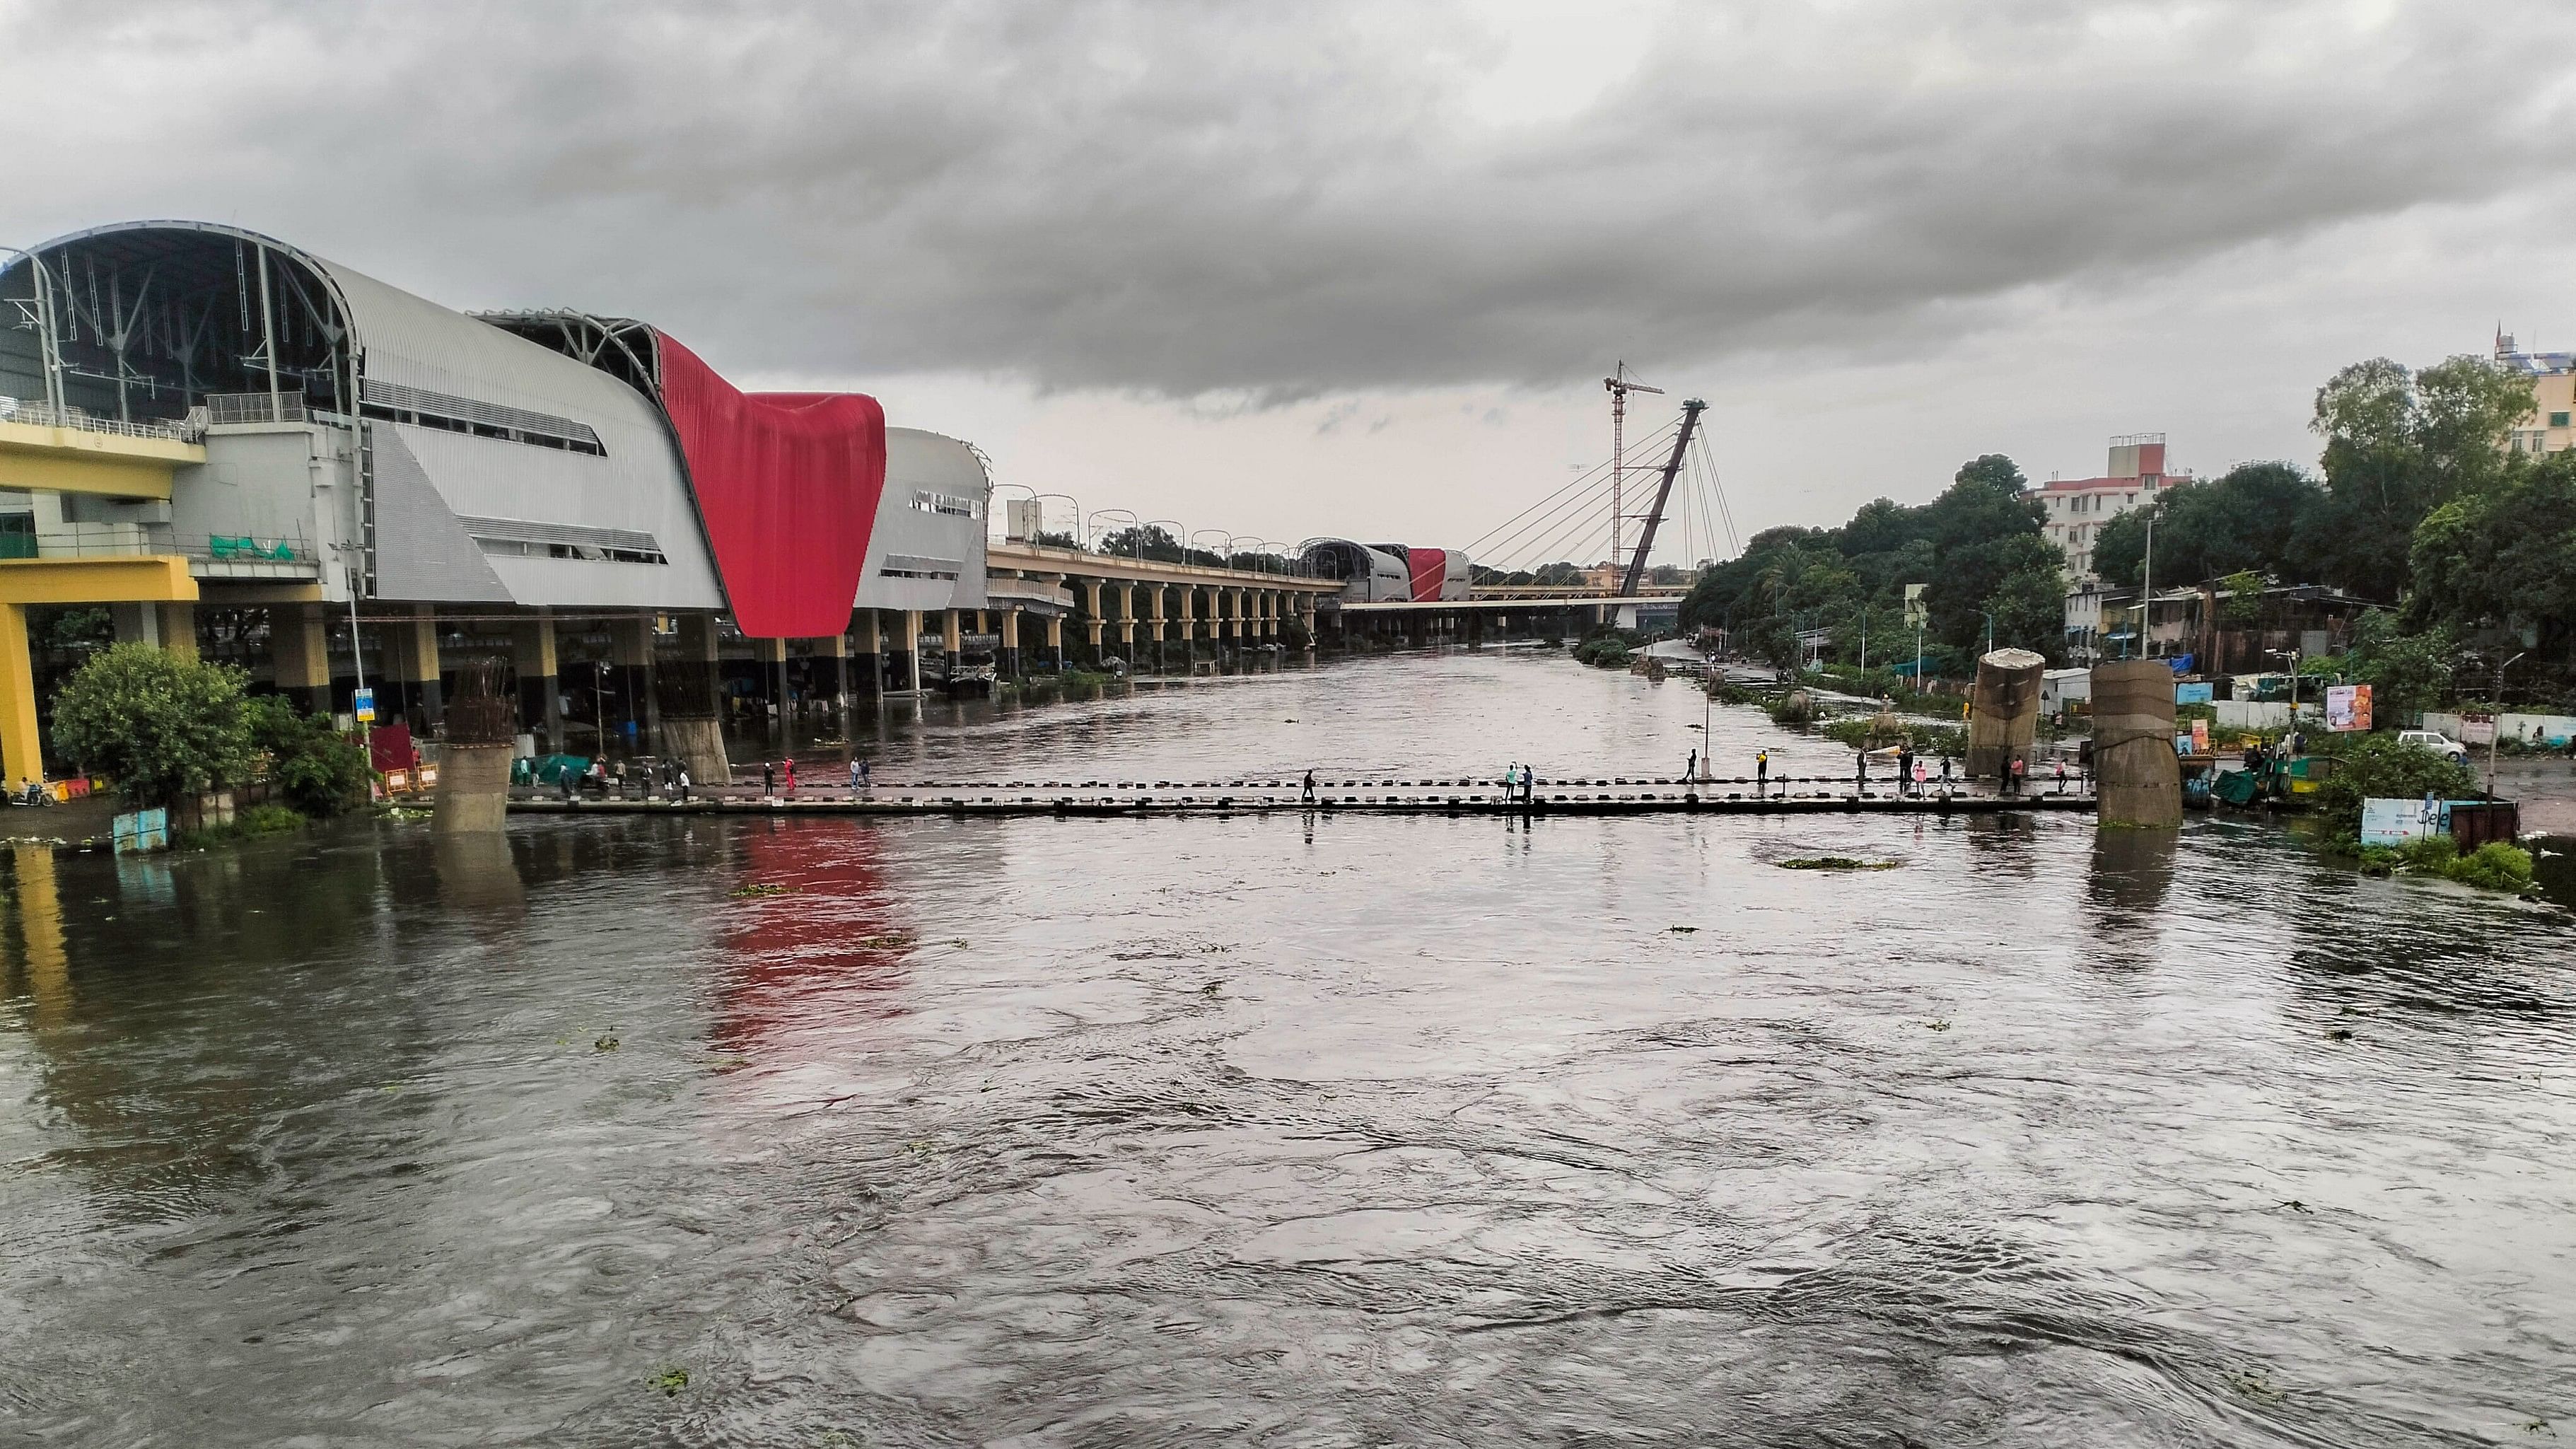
[0, 395, 197, 443]
[204, 391, 308, 426]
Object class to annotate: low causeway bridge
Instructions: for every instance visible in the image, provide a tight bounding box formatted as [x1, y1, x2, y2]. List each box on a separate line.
[512, 774, 2097, 819]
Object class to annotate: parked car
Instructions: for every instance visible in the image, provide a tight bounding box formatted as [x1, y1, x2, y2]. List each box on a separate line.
[2397, 728, 2469, 764]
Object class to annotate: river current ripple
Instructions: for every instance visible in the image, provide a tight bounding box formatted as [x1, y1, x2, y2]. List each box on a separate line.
[2, 651, 2572, 1446]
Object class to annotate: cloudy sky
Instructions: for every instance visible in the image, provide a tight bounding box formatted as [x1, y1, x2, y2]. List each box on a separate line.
[8, 0, 2575, 567]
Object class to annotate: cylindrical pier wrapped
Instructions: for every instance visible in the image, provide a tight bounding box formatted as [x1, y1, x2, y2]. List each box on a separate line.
[1964, 648, 2045, 779]
[435, 657, 517, 834]
[2092, 658, 2181, 828]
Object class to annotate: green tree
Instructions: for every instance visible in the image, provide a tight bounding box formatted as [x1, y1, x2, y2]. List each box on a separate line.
[1982, 557, 2068, 659]
[2343, 612, 2456, 724]
[49, 644, 255, 806]
[2222, 569, 2266, 626]
[2314, 733, 2481, 836]
[244, 695, 372, 817]
[2408, 449, 2576, 667]
[1918, 456, 2049, 656]
[2091, 462, 2326, 590]
[2309, 355, 2529, 598]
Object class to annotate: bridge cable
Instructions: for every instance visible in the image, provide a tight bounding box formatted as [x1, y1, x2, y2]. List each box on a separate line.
[1461, 413, 1683, 559]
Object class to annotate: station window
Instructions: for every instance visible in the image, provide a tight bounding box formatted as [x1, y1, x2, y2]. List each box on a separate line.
[2553, 411, 2570, 428]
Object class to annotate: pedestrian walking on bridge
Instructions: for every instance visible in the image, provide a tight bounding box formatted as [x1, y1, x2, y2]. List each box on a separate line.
[1896, 743, 1916, 797]
[1302, 769, 1317, 805]
[1756, 749, 1769, 796]
[1854, 750, 1868, 796]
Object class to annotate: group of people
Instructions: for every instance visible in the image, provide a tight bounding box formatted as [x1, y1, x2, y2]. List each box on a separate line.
[1501, 762, 1539, 805]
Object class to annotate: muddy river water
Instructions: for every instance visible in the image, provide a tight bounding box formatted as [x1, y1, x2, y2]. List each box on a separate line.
[3, 651, 2572, 1445]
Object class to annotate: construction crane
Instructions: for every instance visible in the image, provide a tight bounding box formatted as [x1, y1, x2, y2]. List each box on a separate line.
[1603, 362, 1662, 564]
[1618, 397, 1706, 598]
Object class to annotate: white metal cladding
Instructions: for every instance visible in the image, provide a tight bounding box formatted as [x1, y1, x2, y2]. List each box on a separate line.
[1300, 538, 1409, 602]
[300, 259, 725, 610]
[858, 429, 991, 613]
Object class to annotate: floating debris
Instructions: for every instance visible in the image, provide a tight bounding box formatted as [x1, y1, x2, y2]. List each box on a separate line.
[729, 883, 795, 898]
[2279, 1199, 2312, 1214]
[1925, 1020, 1951, 1032]
[649, 1367, 689, 1397]
[1668, 925, 1698, 933]
[2224, 1367, 2285, 1404]
[1777, 856, 1902, 871]
[2325, 1028, 2354, 1042]
[594, 1035, 620, 1052]
[861, 932, 917, 950]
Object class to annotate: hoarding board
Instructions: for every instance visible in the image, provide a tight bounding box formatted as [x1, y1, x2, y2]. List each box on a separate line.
[352, 686, 375, 723]
[2326, 684, 2372, 732]
[2360, 796, 2437, 846]
[2191, 718, 2210, 752]
[2175, 682, 2214, 705]
[2461, 712, 2497, 745]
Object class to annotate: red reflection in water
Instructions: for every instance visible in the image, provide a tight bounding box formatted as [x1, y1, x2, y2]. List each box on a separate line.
[713, 822, 913, 1062]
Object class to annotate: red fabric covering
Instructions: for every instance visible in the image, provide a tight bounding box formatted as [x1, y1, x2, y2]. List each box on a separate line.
[652, 332, 887, 638]
[1407, 547, 1449, 603]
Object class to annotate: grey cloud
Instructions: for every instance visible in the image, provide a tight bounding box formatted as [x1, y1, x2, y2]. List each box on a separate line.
[8, 0, 2573, 399]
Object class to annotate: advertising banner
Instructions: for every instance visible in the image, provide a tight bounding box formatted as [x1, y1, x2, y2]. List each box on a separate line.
[2191, 718, 2210, 752]
[2360, 796, 2437, 846]
[2326, 684, 2372, 732]
[2175, 682, 2214, 705]
[2461, 713, 2497, 745]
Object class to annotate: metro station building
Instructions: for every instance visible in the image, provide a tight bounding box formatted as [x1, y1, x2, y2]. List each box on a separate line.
[0, 221, 1011, 781]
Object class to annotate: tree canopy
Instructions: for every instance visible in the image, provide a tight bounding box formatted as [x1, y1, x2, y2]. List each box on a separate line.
[2307, 354, 2529, 599]
[49, 644, 256, 806]
[2090, 461, 2326, 590]
[1680, 454, 2061, 670]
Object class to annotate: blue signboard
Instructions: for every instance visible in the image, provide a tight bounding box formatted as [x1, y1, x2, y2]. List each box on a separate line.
[2175, 682, 2213, 705]
[352, 686, 375, 723]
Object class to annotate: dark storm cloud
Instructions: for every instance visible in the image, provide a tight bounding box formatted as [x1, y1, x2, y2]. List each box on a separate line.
[9, 0, 2573, 396]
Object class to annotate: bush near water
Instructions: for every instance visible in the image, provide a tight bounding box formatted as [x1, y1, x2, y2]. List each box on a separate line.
[49, 643, 370, 826]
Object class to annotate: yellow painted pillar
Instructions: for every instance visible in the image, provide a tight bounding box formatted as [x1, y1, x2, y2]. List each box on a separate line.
[0, 603, 42, 788]
[271, 604, 334, 714]
[903, 609, 923, 692]
[157, 603, 198, 663]
[12, 844, 69, 1030]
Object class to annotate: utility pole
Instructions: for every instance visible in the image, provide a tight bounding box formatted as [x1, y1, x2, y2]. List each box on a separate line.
[2138, 511, 2155, 661]
[1604, 363, 1664, 569]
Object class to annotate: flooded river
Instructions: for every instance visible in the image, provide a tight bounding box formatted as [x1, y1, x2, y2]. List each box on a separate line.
[4, 651, 2572, 1445]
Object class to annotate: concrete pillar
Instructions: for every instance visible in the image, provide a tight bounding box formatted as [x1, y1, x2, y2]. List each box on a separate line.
[513, 611, 562, 754]
[752, 636, 789, 756]
[942, 608, 962, 680]
[853, 610, 882, 697]
[0, 604, 42, 788]
[612, 612, 658, 755]
[2094, 658, 2183, 827]
[664, 613, 729, 786]
[814, 631, 849, 716]
[1146, 584, 1166, 670]
[394, 605, 440, 727]
[999, 607, 1021, 679]
[1176, 586, 1195, 667]
[1118, 585, 1137, 653]
[1047, 612, 1065, 670]
[110, 602, 160, 648]
[157, 603, 198, 663]
[903, 610, 924, 692]
[269, 604, 334, 716]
